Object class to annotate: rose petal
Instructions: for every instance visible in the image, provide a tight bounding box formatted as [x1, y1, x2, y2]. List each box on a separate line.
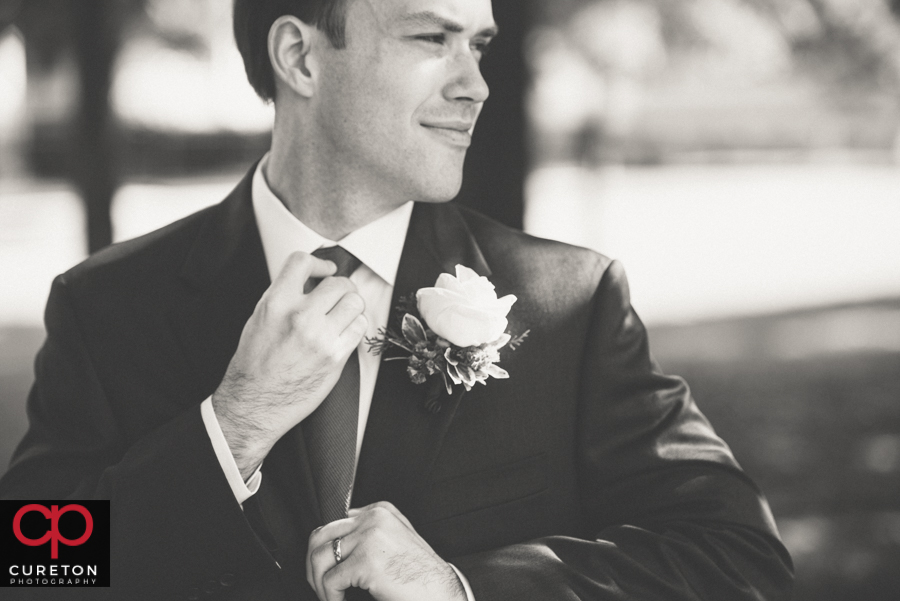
[454, 265, 481, 282]
[435, 272, 467, 294]
[418, 267, 519, 347]
[496, 294, 517, 312]
[433, 309, 507, 347]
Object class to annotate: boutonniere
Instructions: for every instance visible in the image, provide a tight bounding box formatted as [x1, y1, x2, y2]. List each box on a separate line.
[367, 265, 529, 400]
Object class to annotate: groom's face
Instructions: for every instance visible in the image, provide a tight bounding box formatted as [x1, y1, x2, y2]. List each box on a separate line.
[313, 0, 496, 203]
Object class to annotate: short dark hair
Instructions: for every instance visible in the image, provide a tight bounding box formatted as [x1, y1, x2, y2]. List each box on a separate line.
[233, 0, 348, 101]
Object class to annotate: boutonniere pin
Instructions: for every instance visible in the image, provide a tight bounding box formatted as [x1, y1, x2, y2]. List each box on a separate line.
[367, 265, 529, 402]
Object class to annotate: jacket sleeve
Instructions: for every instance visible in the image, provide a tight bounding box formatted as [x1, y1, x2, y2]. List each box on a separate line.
[0, 275, 282, 600]
[452, 260, 794, 600]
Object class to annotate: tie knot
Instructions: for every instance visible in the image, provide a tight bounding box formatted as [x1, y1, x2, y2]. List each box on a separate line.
[313, 246, 362, 279]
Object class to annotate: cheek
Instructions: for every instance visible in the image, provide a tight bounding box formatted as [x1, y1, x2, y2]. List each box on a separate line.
[326, 70, 412, 145]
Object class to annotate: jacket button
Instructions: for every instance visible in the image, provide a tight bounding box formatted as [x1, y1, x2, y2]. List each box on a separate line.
[220, 573, 236, 587]
[186, 588, 201, 600]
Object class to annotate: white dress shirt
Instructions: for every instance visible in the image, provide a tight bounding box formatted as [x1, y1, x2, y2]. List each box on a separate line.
[201, 156, 412, 501]
[198, 158, 475, 599]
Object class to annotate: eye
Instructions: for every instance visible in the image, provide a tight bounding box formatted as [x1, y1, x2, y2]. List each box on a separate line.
[415, 33, 446, 45]
[472, 40, 492, 60]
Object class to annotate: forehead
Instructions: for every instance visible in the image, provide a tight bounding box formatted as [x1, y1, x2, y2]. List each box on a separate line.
[350, 0, 496, 32]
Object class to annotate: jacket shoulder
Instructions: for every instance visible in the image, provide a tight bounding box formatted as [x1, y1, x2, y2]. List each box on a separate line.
[454, 204, 612, 290]
[60, 202, 221, 297]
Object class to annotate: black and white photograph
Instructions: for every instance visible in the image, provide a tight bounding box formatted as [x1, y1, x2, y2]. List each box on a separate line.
[1, 0, 899, 599]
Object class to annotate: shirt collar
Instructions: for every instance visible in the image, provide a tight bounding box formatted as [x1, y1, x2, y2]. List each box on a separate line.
[251, 156, 413, 286]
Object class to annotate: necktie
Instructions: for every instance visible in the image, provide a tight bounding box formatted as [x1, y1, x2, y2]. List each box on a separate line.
[302, 246, 363, 524]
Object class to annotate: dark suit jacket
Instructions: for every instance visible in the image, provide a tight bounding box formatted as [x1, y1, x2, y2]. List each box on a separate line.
[0, 166, 793, 600]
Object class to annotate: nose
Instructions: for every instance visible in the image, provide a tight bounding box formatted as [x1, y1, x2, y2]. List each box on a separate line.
[444, 50, 490, 105]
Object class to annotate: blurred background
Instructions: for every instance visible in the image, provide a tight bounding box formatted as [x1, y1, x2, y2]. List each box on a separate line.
[1, 0, 899, 598]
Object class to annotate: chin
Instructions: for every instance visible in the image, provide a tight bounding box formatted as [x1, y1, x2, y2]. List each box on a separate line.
[410, 157, 465, 202]
[412, 175, 463, 203]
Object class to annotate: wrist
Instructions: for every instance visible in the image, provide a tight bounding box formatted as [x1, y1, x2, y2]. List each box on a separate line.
[212, 391, 273, 479]
[446, 562, 472, 601]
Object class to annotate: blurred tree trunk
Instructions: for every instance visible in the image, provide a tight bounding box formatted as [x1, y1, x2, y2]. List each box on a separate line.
[456, 0, 532, 230]
[71, 0, 120, 253]
[15, 0, 136, 253]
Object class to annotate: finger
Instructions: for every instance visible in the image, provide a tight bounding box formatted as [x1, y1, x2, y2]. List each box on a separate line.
[322, 552, 365, 601]
[339, 313, 368, 350]
[309, 532, 361, 601]
[304, 277, 359, 314]
[308, 517, 359, 552]
[270, 252, 336, 298]
[307, 518, 358, 590]
[308, 537, 337, 600]
[353, 501, 415, 533]
[326, 291, 367, 329]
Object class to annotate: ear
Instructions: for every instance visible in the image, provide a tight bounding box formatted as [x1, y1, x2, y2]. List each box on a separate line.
[268, 15, 320, 98]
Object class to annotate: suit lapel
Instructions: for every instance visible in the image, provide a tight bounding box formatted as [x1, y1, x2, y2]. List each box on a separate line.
[351, 202, 490, 522]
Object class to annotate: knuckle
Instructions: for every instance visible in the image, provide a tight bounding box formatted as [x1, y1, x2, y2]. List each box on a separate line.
[329, 345, 347, 364]
[351, 315, 368, 335]
[311, 543, 331, 566]
[289, 310, 308, 331]
[322, 568, 342, 592]
[346, 292, 366, 313]
[316, 276, 337, 290]
[335, 276, 356, 292]
[258, 293, 282, 316]
[370, 505, 391, 521]
[308, 525, 324, 545]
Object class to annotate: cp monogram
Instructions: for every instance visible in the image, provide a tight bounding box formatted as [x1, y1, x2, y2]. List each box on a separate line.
[12, 504, 94, 559]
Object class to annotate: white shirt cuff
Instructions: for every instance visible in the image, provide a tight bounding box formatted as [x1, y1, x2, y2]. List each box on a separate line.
[449, 563, 476, 601]
[200, 397, 261, 506]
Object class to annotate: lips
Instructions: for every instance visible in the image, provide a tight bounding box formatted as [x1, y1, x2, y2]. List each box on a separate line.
[421, 122, 475, 147]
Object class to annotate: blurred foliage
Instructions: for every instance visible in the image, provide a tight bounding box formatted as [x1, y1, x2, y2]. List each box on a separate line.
[539, 0, 900, 91]
[527, 0, 900, 164]
[758, 0, 900, 90]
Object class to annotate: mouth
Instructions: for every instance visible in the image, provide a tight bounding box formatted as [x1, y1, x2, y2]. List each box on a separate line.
[421, 122, 475, 148]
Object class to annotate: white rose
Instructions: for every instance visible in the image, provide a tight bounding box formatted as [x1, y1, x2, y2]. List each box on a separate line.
[416, 265, 517, 348]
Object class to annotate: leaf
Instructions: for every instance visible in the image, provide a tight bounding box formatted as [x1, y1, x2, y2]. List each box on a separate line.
[402, 313, 428, 345]
[443, 347, 459, 366]
[487, 333, 512, 350]
[445, 362, 463, 386]
[508, 329, 531, 351]
[441, 372, 454, 396]
[457, 364, 477, 388]
[396, 294, 419, 317]
[484, 364, 509, 379]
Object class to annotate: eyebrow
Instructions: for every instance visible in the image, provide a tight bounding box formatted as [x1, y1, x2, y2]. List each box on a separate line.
[397, 10, 499, 38]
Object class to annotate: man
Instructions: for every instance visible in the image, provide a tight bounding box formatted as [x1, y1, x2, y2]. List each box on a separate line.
[0, 0, 793, 599]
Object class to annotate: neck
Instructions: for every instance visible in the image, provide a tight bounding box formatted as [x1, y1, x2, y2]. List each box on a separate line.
[266, 121, 405, 241]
